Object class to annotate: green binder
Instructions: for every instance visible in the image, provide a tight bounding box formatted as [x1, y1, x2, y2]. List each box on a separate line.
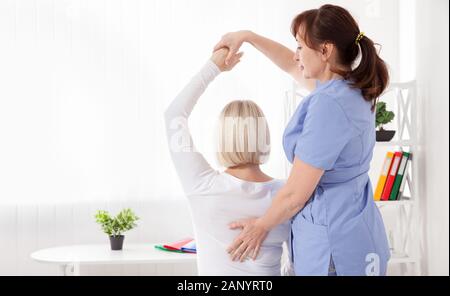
[389, 152, 411, 200]
[154, 245, 184, 253]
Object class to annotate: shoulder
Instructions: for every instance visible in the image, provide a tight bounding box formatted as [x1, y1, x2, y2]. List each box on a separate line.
[308, 81, 367, 132]
[307, 91, 348, 119]
[184, 171, 221, 197]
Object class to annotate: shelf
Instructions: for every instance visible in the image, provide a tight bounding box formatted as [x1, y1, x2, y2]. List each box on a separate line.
[375, 199, 417, 207]
[389, 251, 418, 264]
[375, 140, 413, 147]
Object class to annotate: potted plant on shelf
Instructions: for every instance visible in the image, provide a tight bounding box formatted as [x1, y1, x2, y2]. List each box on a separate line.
[95, 208, 139, 250]
[376, 101, 396, 142]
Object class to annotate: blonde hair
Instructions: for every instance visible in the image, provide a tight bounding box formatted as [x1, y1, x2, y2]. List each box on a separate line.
[216, 100, 270, 168]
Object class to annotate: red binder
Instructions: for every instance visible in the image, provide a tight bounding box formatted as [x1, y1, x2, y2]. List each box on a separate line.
[163, 237, 194, 251]
[381, 151, 403, 201]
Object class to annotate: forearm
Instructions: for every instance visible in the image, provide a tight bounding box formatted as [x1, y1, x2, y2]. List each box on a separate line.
[257, 158, 324, 231]
[257, 187, 305, 231]
[244, 31, 316, 91]
[164, 60, 220, 122]
[245, 31, 296, 75]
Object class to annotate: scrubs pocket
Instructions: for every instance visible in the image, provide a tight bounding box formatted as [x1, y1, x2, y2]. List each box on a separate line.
[292, 213, 331, 276]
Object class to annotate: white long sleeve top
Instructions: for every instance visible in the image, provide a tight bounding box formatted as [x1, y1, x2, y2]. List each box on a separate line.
[164, 60, 291, 276]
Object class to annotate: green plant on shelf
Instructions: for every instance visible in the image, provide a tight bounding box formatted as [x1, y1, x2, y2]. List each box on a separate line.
[376, 101, 395, 131]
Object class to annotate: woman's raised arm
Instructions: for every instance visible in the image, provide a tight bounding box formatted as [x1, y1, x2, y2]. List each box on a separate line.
[214, 30, 316, 91]
[164, 49, 242, 195]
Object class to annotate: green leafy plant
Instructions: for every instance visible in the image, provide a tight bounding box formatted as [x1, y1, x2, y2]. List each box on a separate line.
[375, 101, 395, 130]
[95, 208, 139, 237]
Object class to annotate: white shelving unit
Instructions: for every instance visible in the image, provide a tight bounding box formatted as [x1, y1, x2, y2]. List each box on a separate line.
[283, 80, 421, 275]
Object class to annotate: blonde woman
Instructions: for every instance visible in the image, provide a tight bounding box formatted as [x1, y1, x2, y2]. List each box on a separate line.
[164, 48, 291, 276]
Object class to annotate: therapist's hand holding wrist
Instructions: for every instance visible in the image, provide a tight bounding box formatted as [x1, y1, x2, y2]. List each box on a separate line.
[213, 30, 252, 66]
[211, 47, 244, 72]
[227, 217, 272, 262]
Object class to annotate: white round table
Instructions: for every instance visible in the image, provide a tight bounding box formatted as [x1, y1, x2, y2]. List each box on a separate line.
[30, 244, 197, 275]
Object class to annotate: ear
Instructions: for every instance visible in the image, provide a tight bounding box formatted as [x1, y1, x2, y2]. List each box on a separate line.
[320, 42, 334, 62]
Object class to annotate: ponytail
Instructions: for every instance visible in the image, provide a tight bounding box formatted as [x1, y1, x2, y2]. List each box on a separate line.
[348, 35, 389, 112]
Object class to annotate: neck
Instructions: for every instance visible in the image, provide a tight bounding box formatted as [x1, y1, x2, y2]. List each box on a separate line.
[228, 163, 260, 170]
[318, 72, 343, 82]
[225, 164, 273, 182]
[317, 64, 351, 82]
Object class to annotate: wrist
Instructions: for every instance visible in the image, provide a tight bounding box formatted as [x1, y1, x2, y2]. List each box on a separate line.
[255, 216, 273, 232]
[208, 59, 222, 73]
[241, 30, 255, 44]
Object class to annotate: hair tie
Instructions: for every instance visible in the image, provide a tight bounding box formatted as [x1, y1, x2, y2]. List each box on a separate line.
[355, 32, 365, 45]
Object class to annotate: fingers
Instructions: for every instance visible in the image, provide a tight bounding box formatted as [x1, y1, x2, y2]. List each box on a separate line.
[228, 51, 244, 67]
[213, 42, 225, 52]
[240, 245, 254, 262]
[228, 58, 241, 69]
[231, 241, 249, 261]
[228, 220, 244, 230]
[252, 243, 261, 260]
[226, 237, 243, 253]
[228, 215, 249, 229]
[225, 47, 238, 66]
[213, 37, 227, 52]
[230, 241, 256, 262]
[234, 52, 244, 65]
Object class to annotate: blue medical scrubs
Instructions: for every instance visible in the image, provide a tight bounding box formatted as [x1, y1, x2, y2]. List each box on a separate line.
[283, 79, 390, 276]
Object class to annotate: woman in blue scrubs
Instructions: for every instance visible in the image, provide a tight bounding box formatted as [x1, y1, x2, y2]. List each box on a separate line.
[214, 4, 391, 275]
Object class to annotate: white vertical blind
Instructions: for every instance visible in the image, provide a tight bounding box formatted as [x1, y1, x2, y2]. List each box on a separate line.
[0, 0, 401, 202]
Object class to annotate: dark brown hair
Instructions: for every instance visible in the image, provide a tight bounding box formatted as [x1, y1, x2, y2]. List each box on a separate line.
[291, 4, 389, 111]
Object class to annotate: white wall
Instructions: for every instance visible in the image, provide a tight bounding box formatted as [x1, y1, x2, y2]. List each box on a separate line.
[415, 0, 449, 276]
[0, 0, 403, 204]
[0, 0, 293, 203]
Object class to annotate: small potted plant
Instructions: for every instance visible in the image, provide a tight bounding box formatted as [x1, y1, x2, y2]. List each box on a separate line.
[376, 101, 396, 142]
[95, 208, 139, 250]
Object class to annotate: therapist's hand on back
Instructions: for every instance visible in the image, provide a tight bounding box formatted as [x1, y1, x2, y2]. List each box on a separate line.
[227, 217, 269, 262]
[211, 47, 244, 72]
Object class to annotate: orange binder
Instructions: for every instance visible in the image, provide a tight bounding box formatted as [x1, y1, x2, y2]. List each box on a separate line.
[381, 151, 403, 201]
[374, 152, 394, 201]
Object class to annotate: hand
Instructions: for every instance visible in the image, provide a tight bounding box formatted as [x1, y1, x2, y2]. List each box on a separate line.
[226, 217, 269, 262]
[213, 30, 252, 66]
[210, 47, 243, 72]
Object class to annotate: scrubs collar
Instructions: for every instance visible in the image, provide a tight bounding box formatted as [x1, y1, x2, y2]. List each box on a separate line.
[315, 78, 345, 89]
